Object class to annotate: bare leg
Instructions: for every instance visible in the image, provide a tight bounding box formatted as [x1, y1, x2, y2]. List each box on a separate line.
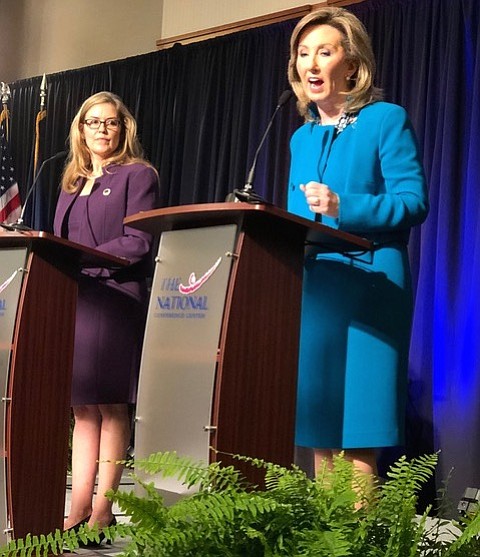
[314, 448, 377, 476]
[314, 448, 335, 473]
[64, 405, 101, 529]
[88, 403, 131, 528]
[339, 448, 378, 476]
[334, 448, 377, 508]
[314, 447, 377, 508]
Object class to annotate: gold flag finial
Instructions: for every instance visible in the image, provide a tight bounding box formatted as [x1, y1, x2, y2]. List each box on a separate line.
[40, 73, 47, 109]
[34, 74, 48, 173]
[0, 82, 11, 138]
[1, 82, 11, 105]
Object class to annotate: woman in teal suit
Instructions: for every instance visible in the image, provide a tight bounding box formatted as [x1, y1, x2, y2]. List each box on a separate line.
[287, 7, 429, 477]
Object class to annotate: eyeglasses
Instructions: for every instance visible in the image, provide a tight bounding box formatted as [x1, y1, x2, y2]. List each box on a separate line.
[83, 118, 122, 130]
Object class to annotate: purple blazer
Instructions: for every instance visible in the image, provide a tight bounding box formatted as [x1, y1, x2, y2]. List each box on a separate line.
[54, 162, 159, 303]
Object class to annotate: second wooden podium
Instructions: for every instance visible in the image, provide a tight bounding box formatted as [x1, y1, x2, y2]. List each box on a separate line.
[125, 203, 371, 496]
[0, 230, 126, 543]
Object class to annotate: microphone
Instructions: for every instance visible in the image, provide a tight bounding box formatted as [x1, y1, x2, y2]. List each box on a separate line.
[226, 89, 293, 204]
[1, 150, 68, 231]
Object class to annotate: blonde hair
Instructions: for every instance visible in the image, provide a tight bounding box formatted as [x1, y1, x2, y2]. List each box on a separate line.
[61, 91, 148, 193]
[288, 7, 382, 120]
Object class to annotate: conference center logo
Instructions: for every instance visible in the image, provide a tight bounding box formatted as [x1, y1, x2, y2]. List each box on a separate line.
[178, 257, 222, 294]
[154, 257, 222, 320]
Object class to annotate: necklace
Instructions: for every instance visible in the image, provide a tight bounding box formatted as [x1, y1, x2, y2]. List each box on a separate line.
[316, 111, 358, 133]
[335, 111, 358, 133]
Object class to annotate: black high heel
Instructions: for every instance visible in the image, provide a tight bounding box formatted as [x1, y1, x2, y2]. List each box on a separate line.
[64, 515, 91, 534]
[78, 515, 117, 549]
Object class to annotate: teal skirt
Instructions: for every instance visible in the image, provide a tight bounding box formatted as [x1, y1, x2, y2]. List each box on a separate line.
[295, 244, 413, 449]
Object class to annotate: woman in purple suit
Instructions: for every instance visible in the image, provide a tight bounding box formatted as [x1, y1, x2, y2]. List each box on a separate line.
[54, 92, 158, 541]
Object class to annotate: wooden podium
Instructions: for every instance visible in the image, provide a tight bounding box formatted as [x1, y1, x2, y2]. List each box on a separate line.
[0, 230, 126, 543]
[125, 203, 371, 493]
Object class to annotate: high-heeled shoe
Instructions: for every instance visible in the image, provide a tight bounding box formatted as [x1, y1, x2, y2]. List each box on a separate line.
[78, 515, 117, 549]
[64, 515, 91, 534]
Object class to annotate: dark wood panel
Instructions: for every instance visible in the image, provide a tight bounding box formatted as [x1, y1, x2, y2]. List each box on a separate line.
[6, 251, 76, 538]
[210, 215, 305, 484]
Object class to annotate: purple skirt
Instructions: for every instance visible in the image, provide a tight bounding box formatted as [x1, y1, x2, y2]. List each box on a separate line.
[71, 277, 146, 406]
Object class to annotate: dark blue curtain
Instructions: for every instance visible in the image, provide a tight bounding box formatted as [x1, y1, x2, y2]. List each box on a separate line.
[7, 0, 480, 513]
[8, 22, 300, 231]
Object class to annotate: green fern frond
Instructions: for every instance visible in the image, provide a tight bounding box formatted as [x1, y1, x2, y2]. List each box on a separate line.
[429, 466, 457, 538]
[0, 521, 136, 557]
[111, 489, 168, 530]
[123, 470, 166, 499]
[198, 461, 247, 492]
[297, 528, 352, 556]
[443, 511, 480, 556]
[126, 451, 207, 488]
[0, 528, 68, 557]
[376, 453, 437, 517]
[130, 451, 249, 495]
[359, 454, 438, 557]
[383, 454, 438, 495]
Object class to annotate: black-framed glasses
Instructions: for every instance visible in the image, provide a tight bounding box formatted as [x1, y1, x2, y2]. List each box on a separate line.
[83, 118, 122, 130]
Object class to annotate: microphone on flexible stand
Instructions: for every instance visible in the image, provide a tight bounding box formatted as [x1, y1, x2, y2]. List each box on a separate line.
[1, 150, 68, 231]
[226, 89, 294, 203]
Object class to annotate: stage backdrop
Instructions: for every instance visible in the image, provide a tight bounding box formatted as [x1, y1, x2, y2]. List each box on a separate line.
[6, 0, 480, 513]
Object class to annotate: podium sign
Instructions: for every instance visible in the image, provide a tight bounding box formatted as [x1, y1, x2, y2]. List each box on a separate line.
[0, 249, 27, 545]
[135, 225, 237, 499]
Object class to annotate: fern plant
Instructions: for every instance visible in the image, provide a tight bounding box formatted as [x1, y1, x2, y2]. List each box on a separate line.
[1, 451, 480, 556]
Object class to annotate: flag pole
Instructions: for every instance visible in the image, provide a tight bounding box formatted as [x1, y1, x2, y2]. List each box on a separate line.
[33, 74, 47, 174]
[0, 81, 22, 225]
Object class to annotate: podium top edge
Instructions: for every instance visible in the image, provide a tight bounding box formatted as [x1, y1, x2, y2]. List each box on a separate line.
[123, 202, 372, 252]
[0, 229, 128, 268]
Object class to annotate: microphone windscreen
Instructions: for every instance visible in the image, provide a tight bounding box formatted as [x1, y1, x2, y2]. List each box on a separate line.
[51, 150, 68, 160]
[277, 89, 294, 108]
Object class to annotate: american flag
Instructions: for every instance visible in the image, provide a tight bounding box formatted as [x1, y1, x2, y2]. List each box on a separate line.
[0, 122, 21, 224]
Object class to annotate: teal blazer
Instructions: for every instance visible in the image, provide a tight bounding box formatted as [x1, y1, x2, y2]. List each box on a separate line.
[288, 101, 429, 243]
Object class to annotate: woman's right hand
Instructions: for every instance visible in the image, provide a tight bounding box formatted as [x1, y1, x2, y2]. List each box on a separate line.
[300, 182, 340, 218]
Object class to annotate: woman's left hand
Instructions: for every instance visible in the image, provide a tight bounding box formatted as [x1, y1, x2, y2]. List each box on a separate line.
[301, 182, 340, 218]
